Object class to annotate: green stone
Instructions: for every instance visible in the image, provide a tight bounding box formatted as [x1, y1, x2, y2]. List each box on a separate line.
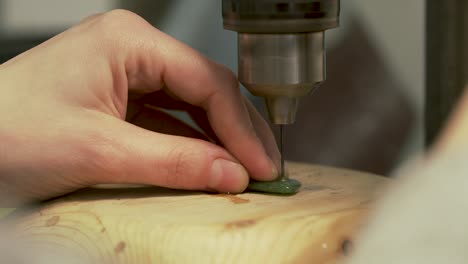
[247, 178, 301, 195]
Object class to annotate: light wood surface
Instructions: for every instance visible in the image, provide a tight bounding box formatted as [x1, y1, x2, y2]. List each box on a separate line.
[8, 162, 388, 264]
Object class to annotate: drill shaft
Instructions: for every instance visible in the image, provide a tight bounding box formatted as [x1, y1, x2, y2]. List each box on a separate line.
[280, 125, 285, 178]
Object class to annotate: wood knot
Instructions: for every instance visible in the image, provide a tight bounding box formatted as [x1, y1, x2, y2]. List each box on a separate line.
[45, 216, 60, 227]
[114, 241, 126, 254]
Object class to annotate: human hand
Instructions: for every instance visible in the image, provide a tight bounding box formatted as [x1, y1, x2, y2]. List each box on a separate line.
[0, 10, 280, 205]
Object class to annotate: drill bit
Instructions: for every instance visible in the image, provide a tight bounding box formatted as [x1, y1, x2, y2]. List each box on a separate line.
[279, 124, 285, 179]
[246, 124, 302, 195]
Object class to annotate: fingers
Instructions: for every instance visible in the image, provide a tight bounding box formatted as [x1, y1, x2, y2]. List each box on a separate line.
[155, 51, 278, 181]
[89, 10, 279, 180]
[138, 91, 280, 172]
[91, 114, 249, 193]
[242, 97, 281, 171]
[76, 10, 278, 181]
[128, 30, 276, 180]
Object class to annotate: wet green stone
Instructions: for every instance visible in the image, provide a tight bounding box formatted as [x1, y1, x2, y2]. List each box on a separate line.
[247, 178, 301, 195]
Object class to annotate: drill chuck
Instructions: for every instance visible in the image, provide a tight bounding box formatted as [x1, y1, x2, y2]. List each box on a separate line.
[222, 0, 340, 124]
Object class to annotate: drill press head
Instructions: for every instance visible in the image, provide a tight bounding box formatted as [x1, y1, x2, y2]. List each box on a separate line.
[222, 0, 340, 124]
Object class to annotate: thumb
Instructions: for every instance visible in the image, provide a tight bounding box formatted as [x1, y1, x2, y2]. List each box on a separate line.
[92, 116, 249, 193]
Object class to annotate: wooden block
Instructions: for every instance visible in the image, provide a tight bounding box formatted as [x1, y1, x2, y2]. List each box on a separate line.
[8, 162, 387, 264]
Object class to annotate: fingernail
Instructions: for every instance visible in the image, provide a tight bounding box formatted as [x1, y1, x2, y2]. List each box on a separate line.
[254, 158, 279, 181]
[271, 163, 279, 180]
[210, 159, 249, 193]
[261, 159, 279, 181]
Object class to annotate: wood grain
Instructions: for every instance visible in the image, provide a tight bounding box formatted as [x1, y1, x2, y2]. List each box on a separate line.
[8, 162, 388, 264]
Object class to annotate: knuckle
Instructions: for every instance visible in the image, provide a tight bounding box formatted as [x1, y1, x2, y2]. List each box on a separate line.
[101, 9, 144, 26]
[166, 147, 193, 188]
[215, 65, 242, 99]
[219, 66, 239, 89]
[165, 143, 222, 189]
[89, 9, 149, 45]
[223, 66, 238, 86]
[199, 65, 239, 107]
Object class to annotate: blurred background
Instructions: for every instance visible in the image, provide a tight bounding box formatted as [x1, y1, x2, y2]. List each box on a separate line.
[0, 0, 425, 176]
